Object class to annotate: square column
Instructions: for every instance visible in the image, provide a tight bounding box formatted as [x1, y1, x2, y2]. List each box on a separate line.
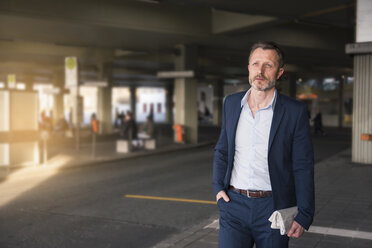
[350, 53, 372, 164]
[165, 83, 174, 123]
[53, 70, 65, 121]
[174, 45, 198, 144]
[346, 0, 372, 164]
[97, 62, 113, 134]
[212, 80, 223, 126]
[174, 78, 198, 143]
[130, 85, 137, 119]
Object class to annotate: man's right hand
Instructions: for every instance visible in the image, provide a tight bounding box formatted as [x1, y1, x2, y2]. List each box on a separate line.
[216, 190, 230, 203]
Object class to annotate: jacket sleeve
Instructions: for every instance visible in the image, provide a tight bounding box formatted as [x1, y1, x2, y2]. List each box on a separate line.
[292, 104, 315, 230]
[213, 97, 229, 196]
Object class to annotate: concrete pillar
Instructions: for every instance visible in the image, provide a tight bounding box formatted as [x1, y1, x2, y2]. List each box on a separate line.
[65, 57, 81, 129]
[165, 83, 174, 123]
[23, 74, 33, 93]
[129, 85, 137, 120]
[212, 80, 223, 126]
[345, 0, 372, 164]
[53, 70, 64, 121]
[97, 62, 113, 134]
[174, 44, 198, 144]
[351, 54, 372, 164]
[338, 75, 344, 128]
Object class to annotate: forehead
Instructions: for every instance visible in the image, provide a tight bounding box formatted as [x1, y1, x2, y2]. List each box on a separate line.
[249, 48, 279, 64]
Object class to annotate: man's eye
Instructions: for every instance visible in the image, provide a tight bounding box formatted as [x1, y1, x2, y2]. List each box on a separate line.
[266, 64, 272, 68]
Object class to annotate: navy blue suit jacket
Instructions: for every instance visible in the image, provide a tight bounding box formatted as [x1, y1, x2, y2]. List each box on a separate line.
[213, 91, 315, 230]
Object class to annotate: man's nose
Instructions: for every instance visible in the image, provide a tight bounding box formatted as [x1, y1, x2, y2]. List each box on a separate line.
[259, 65, 265, 73]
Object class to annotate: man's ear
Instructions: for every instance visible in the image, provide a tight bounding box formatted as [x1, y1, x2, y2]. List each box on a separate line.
[277, 68, 284, 80]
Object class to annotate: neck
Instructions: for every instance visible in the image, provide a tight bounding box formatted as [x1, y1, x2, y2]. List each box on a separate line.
[248, 88, 275, 110]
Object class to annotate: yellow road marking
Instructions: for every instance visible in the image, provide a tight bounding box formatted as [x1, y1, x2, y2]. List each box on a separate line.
[125, 194, 216, 205]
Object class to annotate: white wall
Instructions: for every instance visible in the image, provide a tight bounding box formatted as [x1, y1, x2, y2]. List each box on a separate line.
[136, 87, 166, 123]
[0, 91, 9, 131]
[356, 0, 372, 42]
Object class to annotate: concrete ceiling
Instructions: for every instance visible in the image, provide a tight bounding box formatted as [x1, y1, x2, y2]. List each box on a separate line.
[0, 0, 356, 87]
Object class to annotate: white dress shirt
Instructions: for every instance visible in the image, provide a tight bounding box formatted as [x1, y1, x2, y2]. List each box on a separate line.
[230, 89, 276, 191]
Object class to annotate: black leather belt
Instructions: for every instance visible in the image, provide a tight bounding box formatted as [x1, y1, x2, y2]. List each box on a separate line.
[229, 185, 272, 198]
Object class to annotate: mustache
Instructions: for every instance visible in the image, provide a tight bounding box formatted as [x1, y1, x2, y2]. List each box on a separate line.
[254, 74, 267, 80]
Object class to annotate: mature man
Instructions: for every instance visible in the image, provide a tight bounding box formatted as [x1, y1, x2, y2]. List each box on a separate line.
[213, 41, 314, 248]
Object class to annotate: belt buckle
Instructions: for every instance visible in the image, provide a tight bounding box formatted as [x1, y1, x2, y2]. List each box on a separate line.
[246, 190, 252, 198]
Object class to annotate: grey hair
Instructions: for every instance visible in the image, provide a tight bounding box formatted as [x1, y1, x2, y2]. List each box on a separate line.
[248, 41, 285, 68]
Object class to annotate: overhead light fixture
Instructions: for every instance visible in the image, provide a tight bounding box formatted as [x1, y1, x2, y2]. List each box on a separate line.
[42, 87, 61, 95]
[83, 81, 108, 87]
[224, 79, 241, 84]
[114, 49, 147, 57]
[157, 70, 194, 79]
[136, 0, 160, 4]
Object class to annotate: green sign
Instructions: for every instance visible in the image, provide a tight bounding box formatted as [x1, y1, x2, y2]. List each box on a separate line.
[66, 57, 77, 70]
[7, 74, 16, 88]
[65, 57, 78, 88]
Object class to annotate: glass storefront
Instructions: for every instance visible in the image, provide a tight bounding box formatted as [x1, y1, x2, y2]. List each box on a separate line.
[296, 76, 353, 127]
[343, 77, 354, 127]
[136, 87, 166, 123]
[33, 83, 54, 122]
[112, 87, 131, 127]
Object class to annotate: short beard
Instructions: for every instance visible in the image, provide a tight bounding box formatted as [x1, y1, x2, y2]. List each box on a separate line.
[249, 77, 276, 92]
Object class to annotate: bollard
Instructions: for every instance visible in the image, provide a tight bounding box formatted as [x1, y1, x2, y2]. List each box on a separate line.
[91, 119, 99, 158]
[41, 130, 49, 166]
[92, 132, 96, 158]
[172, 124, 184, 143]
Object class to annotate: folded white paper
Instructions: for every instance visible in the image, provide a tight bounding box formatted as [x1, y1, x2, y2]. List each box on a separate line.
[268, 206, 298, 235]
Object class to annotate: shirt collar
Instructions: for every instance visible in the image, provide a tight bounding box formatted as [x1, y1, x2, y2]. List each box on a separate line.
[240, 88, 277, 110]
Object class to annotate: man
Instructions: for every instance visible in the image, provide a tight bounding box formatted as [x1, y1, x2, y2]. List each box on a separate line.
[213, 41, 314, 248]
[121, 111, 138, 141]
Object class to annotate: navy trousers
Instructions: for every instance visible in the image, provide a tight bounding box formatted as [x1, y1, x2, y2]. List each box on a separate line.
[218, 189, 289, 248]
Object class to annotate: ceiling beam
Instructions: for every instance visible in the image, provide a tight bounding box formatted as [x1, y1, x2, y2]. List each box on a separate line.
[211, 9, 279, 35]
[0, 0, 211, 36]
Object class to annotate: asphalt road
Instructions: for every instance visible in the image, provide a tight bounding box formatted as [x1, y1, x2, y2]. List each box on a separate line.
[0, 127, 351, 248]
[0, 146, 218, 248]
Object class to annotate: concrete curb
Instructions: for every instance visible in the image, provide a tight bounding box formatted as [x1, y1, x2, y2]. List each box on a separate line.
[56, 140, 217, 171]
[4, 141, 217, 181]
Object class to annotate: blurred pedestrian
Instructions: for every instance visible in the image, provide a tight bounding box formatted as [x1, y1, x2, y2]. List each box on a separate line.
[137, 115, 154, 147]
[138, 115, 154, 139]
[119, 111, 125, 126]
[39, 110, 51, 132]
[91, 113, 99, 134]
[114, 108, 120, 128]
[312, 111, 326, 136]
[121, 111, 138, 141]
[54, 116, 69, 136]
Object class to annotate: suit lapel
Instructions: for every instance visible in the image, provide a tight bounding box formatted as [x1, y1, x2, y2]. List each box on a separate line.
[268, 93, 285, 151]
[228, 93, 244, 163]
[231, 94, 243, 138]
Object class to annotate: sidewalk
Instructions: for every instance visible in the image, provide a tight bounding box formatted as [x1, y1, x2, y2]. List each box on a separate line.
[154, 147, 372, 248]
